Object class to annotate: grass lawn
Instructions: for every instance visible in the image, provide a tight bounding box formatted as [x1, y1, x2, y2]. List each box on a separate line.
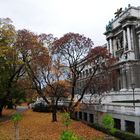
[0, 109, 113, 140]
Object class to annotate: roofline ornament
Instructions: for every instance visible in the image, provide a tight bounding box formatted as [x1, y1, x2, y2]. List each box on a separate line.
[114, 8, 123, 18]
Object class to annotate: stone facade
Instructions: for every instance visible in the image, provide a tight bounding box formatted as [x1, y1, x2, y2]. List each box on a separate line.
[76, 5, 140, 135]
[104, 5, 140, 91]
[101, 5, 140, 135]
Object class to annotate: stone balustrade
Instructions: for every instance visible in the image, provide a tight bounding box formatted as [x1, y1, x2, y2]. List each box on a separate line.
[79, 103, 140, 116]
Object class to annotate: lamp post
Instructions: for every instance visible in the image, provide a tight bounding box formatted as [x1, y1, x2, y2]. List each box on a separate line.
[131, 83, 135, 109]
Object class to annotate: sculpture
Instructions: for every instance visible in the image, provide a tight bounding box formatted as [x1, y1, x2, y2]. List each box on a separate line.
[114, 8, 122, 18]
[106, 21, 112, 32]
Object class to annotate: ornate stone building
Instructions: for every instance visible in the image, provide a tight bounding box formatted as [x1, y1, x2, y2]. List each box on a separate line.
[74, 5, 140, 135]
[104, 5, 140, 91]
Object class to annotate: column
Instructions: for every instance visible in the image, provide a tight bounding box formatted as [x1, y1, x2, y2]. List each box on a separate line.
[112, 39, 116, 57]
[123, 29, 127, 50]
[87, 113, 90, 123]
[107, 40, 110, 52]
[121, 116, 125, 131]
[109, 38, 113, 54]
[120, 69, 123, 90]
[130, 26, 134, 50]
[135, 120, 140, 135]
[120, 68, 127, 91]
[138, 34, 140, 58]
[127, 26, 132, 50]
[122, 69, 127, 90]
[127, 67, 132, 89]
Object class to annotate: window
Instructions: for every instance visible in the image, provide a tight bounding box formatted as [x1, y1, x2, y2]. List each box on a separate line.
[84, 112, 87, 121]
[125, 120, 135, 133]
[75, 112, 78, 120]
[89, 114, 94, 123]
[114, 118, 121, 129]
[79, 112, 82, 120]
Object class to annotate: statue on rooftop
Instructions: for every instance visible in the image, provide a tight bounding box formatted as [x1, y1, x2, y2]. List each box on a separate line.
[106, 21, 112, 32]
[114, 8, 122, 18]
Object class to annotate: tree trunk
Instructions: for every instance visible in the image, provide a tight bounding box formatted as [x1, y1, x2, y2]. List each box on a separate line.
[0, 104, 4, 117]
[69, 80, 76, 109]
[7, 101, 14, 109]
[0, 107, 3, 117]
[0, 99, 5, 117]
[52, 106, 57, 122]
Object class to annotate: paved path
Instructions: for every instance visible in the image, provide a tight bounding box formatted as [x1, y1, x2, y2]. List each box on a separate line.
[16, 106, 29, 113]
[0, 106, 28, 122]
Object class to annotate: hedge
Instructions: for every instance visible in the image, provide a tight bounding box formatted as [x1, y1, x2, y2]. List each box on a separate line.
[88, 123, 140, 140]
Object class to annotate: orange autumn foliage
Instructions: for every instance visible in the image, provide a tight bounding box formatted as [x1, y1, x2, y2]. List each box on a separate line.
[0, 109, 106, 140]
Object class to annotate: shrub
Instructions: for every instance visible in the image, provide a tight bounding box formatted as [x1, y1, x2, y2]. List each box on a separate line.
[89, 123, 140, 140]
[101, 114, 114, 129]
[89, 123, 110, 134]
[109, 128, 116, 135]
[11, 113, 22, 123]
[113, 129, 140, 140]
[60, 113, 83, 140]
[60, 130, 80, 140]
[61, 112, 71, 128]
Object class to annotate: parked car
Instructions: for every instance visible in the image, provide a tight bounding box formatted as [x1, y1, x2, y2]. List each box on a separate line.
[32, 102, 50, 112]
[30, 97, 68, 112]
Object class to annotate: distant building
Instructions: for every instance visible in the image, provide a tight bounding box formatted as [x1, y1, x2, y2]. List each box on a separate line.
[74, 5, 140, 135]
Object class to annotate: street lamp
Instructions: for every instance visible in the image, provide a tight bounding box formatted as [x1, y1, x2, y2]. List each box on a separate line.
[131, 83, 135, 109]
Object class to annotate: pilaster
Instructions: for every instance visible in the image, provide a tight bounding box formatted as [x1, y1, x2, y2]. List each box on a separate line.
[109, 38, 113, 54]
[107, 39, 110, 52]
[121, 117, 125, 131]
[135, 119, 140, 135]
[130, 26, 134, 51]
[127, 26, 132, 50]
[123, 29, 127, 50]
[138, 33, 140, 58]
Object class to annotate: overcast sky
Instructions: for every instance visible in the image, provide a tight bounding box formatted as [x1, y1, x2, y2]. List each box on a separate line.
[0, 0, 140, 46]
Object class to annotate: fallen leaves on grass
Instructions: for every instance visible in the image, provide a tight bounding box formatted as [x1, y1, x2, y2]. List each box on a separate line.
[0, 109, 106, 140]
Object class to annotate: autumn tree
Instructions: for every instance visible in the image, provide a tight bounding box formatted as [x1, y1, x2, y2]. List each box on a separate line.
[87, 68, 118, 104]
[86, 46, 116, 93]
[46, 80, 70, 121]
[39, 40, 69, 121]
[16, 30, 69, 121]
[53, 33, 116, 113]
[0, 18, 25, 116]
[75, 46, 116, 106]
[53, 33, 93, 111]
[16, 75, 38, 104]
[16, 29, 51, 104]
